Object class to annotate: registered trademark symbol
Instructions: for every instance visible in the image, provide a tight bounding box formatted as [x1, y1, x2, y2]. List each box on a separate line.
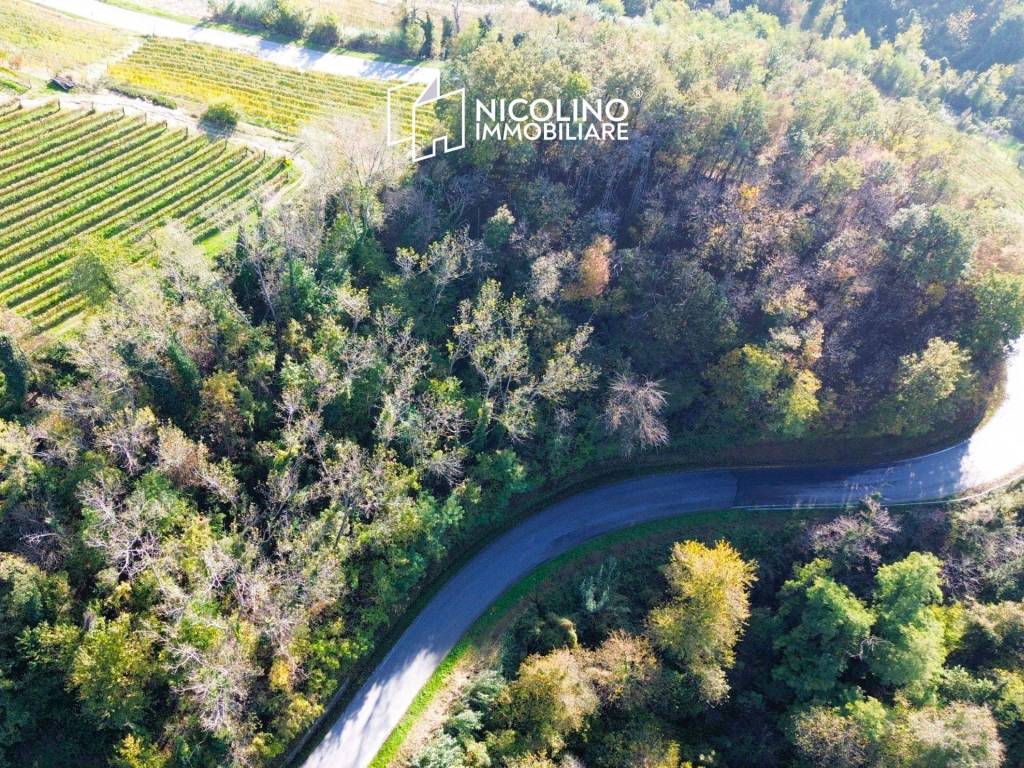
[632, 88, 644, 100]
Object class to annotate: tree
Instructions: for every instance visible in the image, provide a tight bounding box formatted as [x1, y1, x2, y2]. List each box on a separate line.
[603, 373, 669, 456]
[79, 471, 170, 578]
[70, 614, 155, 730]
[564, 236, 613, 301]
[649, 540, 756, 707]
[395, 228, 487, 315]
[960, 600, 1024, 668]
[707, 345, 784, 425]
[586, 630, 657, 707]
[197, 370, 254, 456]
[868, 552, 948, 700]
[791, 704, 880, 768]
[962, 272, 1024, 359]
[809, 497, 900, 584]
[451, 280, 534, 440]
[881, 338, 975, 436]
[483, 204, 516, 251]
[307, 14, 341, 48]
[774, 369, 822, 437]
[66, 235, 130, 306]
[0, 554, 71, 641]
[889, 204, 975, 288]
[298, 112, 405, 246]
[201, 101, 240, 132]
[111, 735, 169, 768]
[412, 732, 467, 768]
[452, 280, 594, 442]
[94, 407, 157, 476]
[774, 559, 874, 701]
[635, 255, 733, 372]
[499, 647, 598, 754]
[0, 332, 29, 416]
[906, 703, 1004, 768]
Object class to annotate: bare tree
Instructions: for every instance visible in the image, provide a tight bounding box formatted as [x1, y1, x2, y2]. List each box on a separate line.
[79, 472, 162, 578]
[809, 496, 899, 582]
[300, 114, 406, 237]
[94, 407, 157, 475]
[604, 373, 669, 456]
[395, 228, 488, 312]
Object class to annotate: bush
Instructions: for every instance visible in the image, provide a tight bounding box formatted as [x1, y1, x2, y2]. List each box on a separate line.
[622, 0, 649, 15]
[209, 0, 274, 30]
[202, 101, 240, 131]
[347, 30, 390, 54]
[399, 20, 427, 58]
[307, 15, 341, 48]
[209, 0, 306, 39]
[272, 1, 308, 39]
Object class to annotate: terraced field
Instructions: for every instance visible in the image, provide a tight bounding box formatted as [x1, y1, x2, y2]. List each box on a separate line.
[0, 102, 289, 332]
[108, 38, 429, 135]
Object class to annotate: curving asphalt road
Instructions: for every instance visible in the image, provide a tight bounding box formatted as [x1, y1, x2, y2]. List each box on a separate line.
[302, 344, 1024, 768]
[27, 0, 439, 84]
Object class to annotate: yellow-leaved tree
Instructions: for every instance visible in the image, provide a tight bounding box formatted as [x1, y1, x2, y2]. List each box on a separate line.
[648, 540, 757, 710]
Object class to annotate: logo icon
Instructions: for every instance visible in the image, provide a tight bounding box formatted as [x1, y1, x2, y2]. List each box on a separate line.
[387, 74, 466, 163]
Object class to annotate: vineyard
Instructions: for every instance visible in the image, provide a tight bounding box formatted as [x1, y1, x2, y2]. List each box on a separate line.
[0, 102, 289, 333]
[108, 38, 431, 135]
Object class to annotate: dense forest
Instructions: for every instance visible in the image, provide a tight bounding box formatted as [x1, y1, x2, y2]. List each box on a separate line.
[2, 3, 1024, 768]
[575, 0, 1024, 141]
[757, 0, 1024, 139]
[407, 491, 1024, 767]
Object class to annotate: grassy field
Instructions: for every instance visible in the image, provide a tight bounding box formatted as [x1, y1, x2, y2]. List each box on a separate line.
[955, 131, 1024, 214]
[107, 38, 428, 135]
[0, 102, 289, 333]
[0, 0, 132, 78]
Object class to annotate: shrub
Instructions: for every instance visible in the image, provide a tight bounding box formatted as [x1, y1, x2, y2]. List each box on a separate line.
[202, 101, 240, 131]
[307, 15, 341, 48]
[399, 21, 426, 58]
[272, 1, 309, 39]
[210, 0, 307, 39]
[209, 0, 274, 30]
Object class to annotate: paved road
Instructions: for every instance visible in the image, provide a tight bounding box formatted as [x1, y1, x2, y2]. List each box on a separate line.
[302, 344, 1024, 768]
[27, 0, 439, 84]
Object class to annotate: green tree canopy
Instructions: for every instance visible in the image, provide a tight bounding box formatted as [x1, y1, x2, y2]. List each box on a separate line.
[881, 338, 976, 436]
[773, 558, 874, 702]
[70, 615, 155, 731]
[868, 552, 948, 700]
